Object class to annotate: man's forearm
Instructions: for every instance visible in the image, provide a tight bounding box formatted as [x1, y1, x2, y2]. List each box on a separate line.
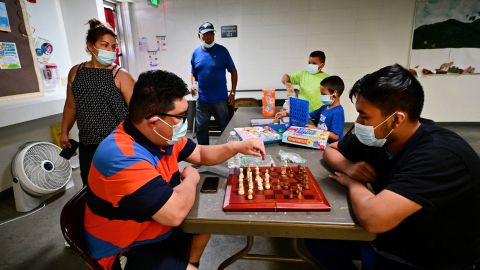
[231, 69, 238, 93]
[346, 180, 376, 229]
[199, 142, 238, 165]
[323, 144, 352, 172]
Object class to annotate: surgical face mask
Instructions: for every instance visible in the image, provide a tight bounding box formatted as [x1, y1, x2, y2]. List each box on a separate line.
[320, 94, 334, 106]
[153, 118, 188, 145]
[354, 113, 396, 147]
[307, 64, 319, 74]
[93, 46, 116, 66]
[203, 41, 215, 49]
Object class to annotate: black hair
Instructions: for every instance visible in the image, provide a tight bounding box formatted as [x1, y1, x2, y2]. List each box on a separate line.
[349, 64, 424, 120]
[129, 70, 190, 123]
[309, 51, 326, 63]
[86, 19, 116, 45]
[321, 75, 344, 96]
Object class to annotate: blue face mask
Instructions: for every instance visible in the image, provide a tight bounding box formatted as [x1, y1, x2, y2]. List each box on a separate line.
[320, 94, 334, 105]
[93, 46, 116, 66]
[307, 64, 319, 74]
[153, 118, 188, 145]
[354, 113, 396, 147]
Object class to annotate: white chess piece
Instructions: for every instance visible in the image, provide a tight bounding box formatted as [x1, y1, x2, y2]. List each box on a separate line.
[265, 174, 270, 189]
[257, 177, 264, 190]
[247, 189, 253, 200]
[238, 185, 245, 195]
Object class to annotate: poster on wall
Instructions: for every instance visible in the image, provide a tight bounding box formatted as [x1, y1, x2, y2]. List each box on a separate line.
[34, 36, 53, 64]
[156, 35, 167, 51]
[0, 42, 21, 69]
[0, 1, 11, 32]
[410, 0, 480, 75]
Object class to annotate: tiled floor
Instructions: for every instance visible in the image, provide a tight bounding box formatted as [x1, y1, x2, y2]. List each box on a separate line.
[0, 124, 479, 270]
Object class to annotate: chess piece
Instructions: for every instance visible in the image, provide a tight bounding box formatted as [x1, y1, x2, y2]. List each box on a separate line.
[289, 189, 294, 199]
[247, 189, 254, 200]
[238, 185, 245, 195]
[239, 167, 244, 179]
[305, 182, 310, 190]
[265, 179, 270, 190]
[297, 191, 303, 199]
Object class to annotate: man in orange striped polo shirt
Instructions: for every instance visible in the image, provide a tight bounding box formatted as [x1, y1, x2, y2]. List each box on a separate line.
[84, 70, 265, 270]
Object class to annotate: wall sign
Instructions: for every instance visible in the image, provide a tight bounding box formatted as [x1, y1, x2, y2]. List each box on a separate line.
[221, 25, 237, 38]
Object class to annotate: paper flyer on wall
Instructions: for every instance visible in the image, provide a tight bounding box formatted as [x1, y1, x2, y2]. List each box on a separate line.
[0, 42, 21, 69]
[0, 2, 11, 32]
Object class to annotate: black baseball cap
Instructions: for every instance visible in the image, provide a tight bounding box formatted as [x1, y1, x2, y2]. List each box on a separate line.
[199, 22, 215, 34]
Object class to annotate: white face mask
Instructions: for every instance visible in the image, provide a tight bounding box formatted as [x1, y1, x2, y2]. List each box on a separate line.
[203, 41, 215, 49]
[307, 64, 319, 74]
[354, 113, 396, 147]
[153, 118, 188, 145]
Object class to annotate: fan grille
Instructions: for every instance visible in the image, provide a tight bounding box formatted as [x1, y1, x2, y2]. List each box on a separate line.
[22, 143, 71, 190]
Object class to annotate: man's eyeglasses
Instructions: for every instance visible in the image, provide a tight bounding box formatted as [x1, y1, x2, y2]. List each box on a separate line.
[145, 112, 188, 123]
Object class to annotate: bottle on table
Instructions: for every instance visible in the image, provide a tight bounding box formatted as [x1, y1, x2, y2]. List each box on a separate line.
[227, 131, 241, 168]
[262, 88, 276, 117]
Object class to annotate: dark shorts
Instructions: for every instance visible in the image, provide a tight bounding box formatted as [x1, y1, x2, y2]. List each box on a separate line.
[111, 230, 191, 270]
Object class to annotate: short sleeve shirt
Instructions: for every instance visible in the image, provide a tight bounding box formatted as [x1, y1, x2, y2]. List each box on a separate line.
[289, 70, 329, 111]
[309, 105, 345, 140]
[84, 118, 197, 269]
[191, 44, 235, 103]
[338, 119, 480, 267]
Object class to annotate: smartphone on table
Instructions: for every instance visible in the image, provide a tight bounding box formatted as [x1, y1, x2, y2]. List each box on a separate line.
[200, 176, 219, 193]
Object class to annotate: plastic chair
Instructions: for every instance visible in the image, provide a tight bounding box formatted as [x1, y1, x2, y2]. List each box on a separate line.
[60, 187, 103, 270]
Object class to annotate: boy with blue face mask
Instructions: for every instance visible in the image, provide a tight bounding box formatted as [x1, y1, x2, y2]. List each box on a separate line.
[307, 75, 345, 142]
[281, 51, 329, 112]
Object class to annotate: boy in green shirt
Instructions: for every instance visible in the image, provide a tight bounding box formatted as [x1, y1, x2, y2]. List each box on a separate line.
[281, 51, 329, 111]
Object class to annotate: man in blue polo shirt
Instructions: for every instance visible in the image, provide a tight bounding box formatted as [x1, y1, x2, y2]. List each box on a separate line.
[191, 22, 238, 145]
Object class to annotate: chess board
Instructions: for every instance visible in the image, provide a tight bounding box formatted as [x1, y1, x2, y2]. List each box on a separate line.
[223, 165, 331, 212]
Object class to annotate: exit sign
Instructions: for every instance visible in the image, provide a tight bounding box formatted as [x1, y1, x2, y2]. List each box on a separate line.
[150, 0, 158, 6]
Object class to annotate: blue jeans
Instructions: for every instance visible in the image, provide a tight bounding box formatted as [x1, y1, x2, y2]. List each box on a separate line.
[305, 239, 419, 270]
[195, 100, 230, 145]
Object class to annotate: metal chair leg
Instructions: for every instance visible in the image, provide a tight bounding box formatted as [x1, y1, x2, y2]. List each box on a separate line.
[217, 235, 255, 270]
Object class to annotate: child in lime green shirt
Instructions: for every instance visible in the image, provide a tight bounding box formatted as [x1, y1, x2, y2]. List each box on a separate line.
[281, 51, 329, 112]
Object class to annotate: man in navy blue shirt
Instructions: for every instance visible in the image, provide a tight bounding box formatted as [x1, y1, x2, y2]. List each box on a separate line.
[307, 64, 480, 269]
[191, 22, 238, 145]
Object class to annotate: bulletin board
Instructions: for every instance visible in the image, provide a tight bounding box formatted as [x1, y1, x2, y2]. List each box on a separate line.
[0, 0, 43, 101]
